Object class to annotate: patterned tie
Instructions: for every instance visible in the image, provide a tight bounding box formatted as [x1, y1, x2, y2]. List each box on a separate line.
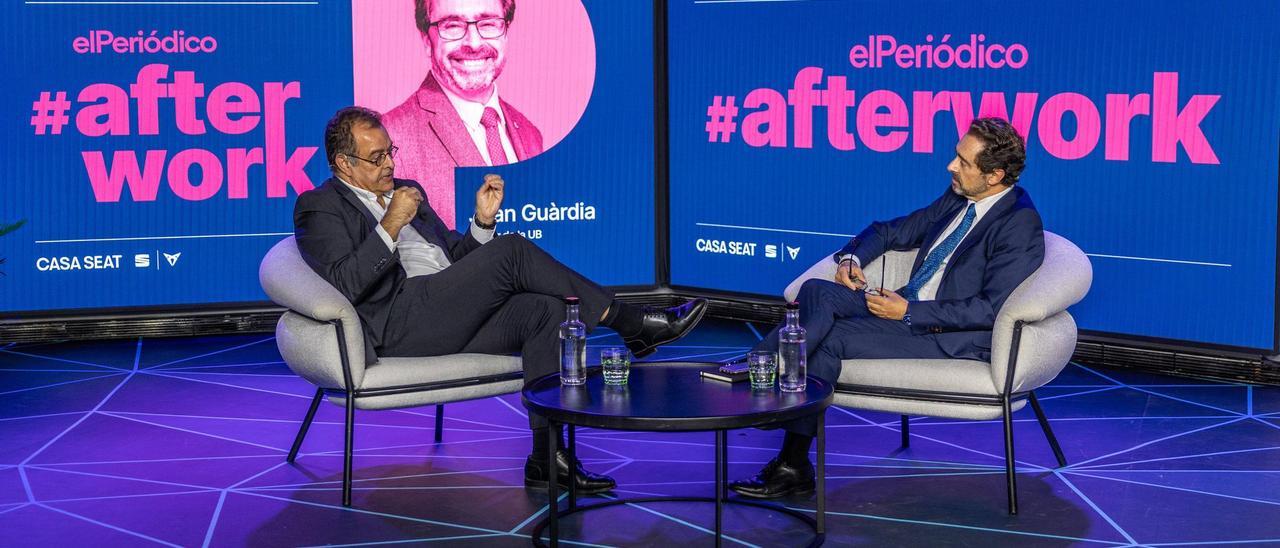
[479, 107, 509, 166]
[902, 203, 977, 301]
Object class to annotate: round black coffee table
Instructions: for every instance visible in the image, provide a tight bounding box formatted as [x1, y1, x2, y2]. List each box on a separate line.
[521, 362, 833, 547]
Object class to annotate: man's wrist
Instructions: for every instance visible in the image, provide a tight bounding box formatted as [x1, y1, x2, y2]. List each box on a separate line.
[379, 218, 404, 241]
[474, 216, 496, 229]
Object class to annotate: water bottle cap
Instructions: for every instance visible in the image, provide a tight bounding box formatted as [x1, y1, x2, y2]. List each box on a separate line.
[564, 296, 580, 305]
[785, 301, 799, 310]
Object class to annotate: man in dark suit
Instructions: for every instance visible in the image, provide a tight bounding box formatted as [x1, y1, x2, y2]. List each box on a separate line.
[295, 107, 707, 495]
[382, 0, 541, 229]
[730, 118, 1046, 499]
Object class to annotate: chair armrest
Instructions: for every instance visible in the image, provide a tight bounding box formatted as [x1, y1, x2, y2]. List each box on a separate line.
[259, 237, 358, 323]
[260, 237, 369, 386]
[783, 257, 838, 303]
[989, 232, 1093, 392]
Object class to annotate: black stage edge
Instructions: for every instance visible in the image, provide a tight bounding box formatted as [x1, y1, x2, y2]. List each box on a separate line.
[3, 292, 1278, 386]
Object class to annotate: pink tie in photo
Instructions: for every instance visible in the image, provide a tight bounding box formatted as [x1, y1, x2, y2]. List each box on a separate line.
[480, 107, 509, 166]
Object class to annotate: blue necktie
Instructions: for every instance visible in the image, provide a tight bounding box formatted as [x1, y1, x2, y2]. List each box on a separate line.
[902, 203, 977, 301]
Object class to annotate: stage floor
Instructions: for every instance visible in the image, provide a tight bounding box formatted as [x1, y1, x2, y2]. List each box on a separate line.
[2, 319, 1277, 547]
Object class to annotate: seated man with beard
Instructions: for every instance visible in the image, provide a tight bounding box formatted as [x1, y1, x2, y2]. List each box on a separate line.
[729, 118, 1046, 499]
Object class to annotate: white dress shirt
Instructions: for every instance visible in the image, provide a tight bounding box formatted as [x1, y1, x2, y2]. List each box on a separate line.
[339, 179, 494, 278]
[847, 186, 1013, 301]
[437, 80, 517, 166]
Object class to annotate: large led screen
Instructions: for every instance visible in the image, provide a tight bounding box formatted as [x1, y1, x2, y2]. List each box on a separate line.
[2, 0, 655, 316]
[668, 0, 1280, 349]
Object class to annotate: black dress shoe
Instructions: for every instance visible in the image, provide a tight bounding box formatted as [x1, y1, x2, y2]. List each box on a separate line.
[728, 458, 815, 499]
[524, 449, 616, 495]
[623, 298, 708, 358]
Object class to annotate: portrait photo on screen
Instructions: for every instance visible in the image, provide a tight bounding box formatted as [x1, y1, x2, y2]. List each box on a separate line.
[352, 0, 596, 228]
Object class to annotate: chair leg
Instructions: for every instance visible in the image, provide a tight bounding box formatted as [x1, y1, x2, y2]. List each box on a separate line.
[1028, 392, 1067, 467]
[1002, 394, 1018, 515]
[434, 404, 445, 444]
[900, 415, 910, 448]
[343, 389, 355, 507]
[287, 387, 324, 463]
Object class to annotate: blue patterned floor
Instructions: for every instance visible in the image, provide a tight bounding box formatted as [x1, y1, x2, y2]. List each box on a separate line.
[1, 318, 1277, 547]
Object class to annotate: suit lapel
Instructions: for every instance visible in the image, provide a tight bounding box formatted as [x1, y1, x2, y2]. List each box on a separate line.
[416, 73, 486, 167]
[331, 179, 380, 231]
[949, 187, 1020, 263]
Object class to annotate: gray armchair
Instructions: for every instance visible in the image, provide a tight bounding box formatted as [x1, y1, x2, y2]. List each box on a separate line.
[260, 236, 524, 507]
[783, 231, 1092, 514]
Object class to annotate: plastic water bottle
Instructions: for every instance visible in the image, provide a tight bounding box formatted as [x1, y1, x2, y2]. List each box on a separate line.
[778, 301, 807, 392]
[559, 296, 587, 385]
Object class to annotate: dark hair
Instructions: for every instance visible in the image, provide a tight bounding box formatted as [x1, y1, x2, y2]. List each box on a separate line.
[967, 117, 1026, 185]
[324, 106, 382, 172]
[416, 0, 516, 35]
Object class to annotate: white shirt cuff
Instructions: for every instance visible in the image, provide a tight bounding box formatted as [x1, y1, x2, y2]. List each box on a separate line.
[470, 219, 496, 243]
[839, 254, 860, 267]
[374, 224, 397, 251]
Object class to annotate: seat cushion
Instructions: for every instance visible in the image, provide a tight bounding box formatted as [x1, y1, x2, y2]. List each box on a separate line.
[361, 354, 523, 389]
[838, 358, 998, 396]
[325, 353, 524, 410]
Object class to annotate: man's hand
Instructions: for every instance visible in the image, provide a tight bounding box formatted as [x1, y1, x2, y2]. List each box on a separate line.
[380, 187, 422, 240]
[865, 288, 908, 321]
[835, 260, 867, 291]
[475, 174, 504, 226]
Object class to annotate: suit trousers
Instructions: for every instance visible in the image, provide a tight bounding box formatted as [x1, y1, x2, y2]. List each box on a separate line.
[381, 234, 614, 428]
[754, 279, 952, 436]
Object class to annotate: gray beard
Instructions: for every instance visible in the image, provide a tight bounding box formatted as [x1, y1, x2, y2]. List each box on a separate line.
[435, 60, 502, 95]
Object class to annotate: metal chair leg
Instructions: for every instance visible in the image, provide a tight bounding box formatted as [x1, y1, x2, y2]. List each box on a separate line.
[434, 404, 445, 443]
[715, 430, 725, 546]
[1002, 394, 1018, 515]
[1028, 392, 1067, 467]
[343, 389, 355, 507]
[900, 415, 910, 448]
[288, 387, 324, 463]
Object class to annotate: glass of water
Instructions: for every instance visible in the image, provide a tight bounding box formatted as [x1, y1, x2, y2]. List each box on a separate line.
[601, 347, 631, 386]
[747, 350, 777, 390]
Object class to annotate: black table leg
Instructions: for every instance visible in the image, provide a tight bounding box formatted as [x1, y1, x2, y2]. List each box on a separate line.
[816, 412, 826, 535]
[720, 429, 729, 499]
[715, 429, 726, 547]
[567, 424, 577, 510]
[547, 420, 559, 547]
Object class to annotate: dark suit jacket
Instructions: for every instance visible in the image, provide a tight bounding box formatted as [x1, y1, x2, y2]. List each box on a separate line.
[834, 186, 1045, 360]
[293, 177, 484, 365]
[382, 73, 543, 229]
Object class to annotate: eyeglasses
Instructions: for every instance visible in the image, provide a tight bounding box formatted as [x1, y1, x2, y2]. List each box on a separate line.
[430, 17, 508, 41]
[346, 145, 398, 167]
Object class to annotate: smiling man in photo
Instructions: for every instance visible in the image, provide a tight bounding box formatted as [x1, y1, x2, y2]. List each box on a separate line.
[382, 0, 543, 229]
